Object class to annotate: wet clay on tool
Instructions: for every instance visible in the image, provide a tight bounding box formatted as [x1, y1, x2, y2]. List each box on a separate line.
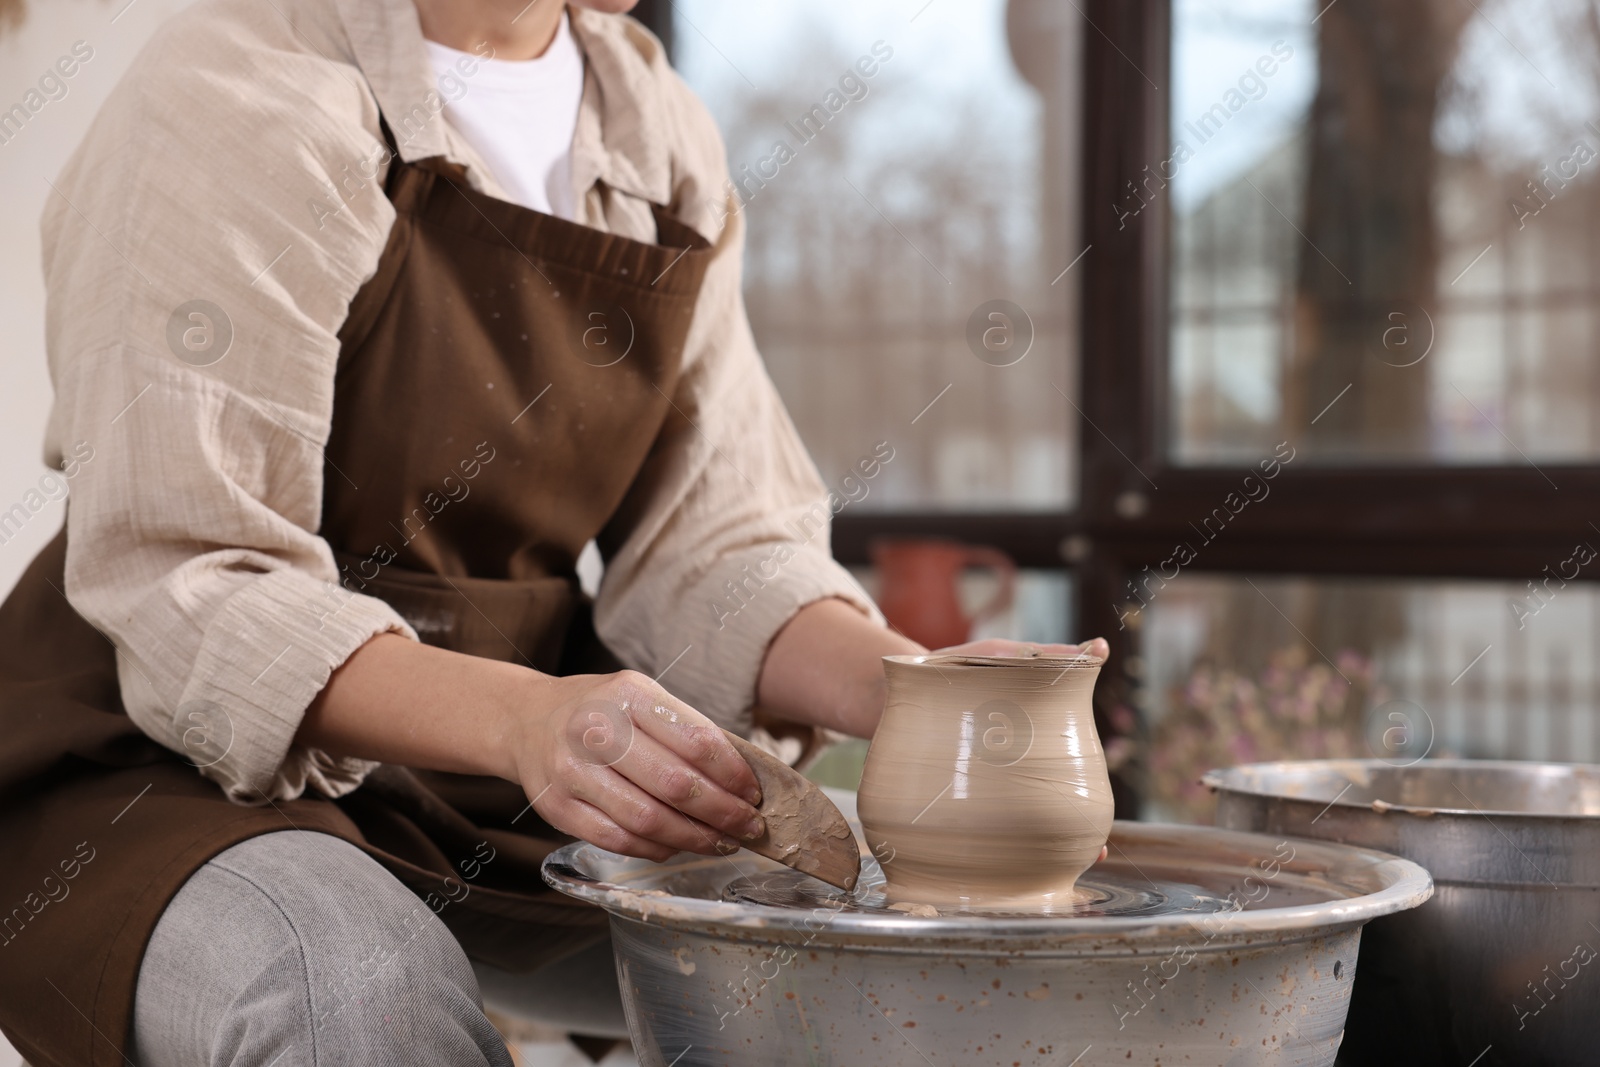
[858, 653, 1114, 908]
[721, 729, 860, 891]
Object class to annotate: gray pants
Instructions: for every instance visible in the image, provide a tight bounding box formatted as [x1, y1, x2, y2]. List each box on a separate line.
[132, 831, 627, 1067]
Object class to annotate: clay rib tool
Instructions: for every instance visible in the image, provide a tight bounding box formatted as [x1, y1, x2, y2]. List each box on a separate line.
[722, 728, 861, 892]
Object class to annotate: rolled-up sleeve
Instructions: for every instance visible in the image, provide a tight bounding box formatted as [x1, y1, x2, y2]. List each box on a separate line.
[40, 7, 417, 803]
[592, 74, 881, 734]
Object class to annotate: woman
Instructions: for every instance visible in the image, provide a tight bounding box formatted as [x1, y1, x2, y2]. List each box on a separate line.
[0, 0, 1105, 1062]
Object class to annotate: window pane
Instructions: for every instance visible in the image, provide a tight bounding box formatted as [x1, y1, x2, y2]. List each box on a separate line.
[676, 1, 1080, 509]
[1168, 0, 1600, 464]
[1136, 573, 1600, 822]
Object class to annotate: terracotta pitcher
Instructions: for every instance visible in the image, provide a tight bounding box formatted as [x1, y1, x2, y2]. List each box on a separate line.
[870, 538, 1016, 650]
[858, 653, 1114, 910]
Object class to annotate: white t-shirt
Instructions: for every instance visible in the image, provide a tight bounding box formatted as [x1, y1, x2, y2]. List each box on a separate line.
[424, 13, 585, 219]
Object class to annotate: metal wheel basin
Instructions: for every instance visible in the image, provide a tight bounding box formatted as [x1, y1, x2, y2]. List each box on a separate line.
[545, 816, 1430, 1066]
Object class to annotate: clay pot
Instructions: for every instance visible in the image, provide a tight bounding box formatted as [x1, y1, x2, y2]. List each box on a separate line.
[858, 653, 1114, 909]
[869, 538, 1016, 650]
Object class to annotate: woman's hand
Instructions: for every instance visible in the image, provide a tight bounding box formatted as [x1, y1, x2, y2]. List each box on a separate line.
[510, 670, 767, 863]
[301, 636, 766, 864]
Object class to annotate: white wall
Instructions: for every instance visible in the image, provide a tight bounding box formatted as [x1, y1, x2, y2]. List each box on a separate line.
[0, 0, 197, 599]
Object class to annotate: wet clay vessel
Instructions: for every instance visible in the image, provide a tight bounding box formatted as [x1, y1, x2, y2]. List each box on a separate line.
[857, 653, 1114, 909]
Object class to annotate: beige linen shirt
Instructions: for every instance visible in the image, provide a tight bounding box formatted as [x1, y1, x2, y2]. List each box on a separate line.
[40, 0, 876, 803]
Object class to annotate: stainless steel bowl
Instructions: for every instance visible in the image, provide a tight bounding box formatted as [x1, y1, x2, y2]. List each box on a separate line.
[544, 818, 1430, 1066]
[1205, 759, 1600, 1066]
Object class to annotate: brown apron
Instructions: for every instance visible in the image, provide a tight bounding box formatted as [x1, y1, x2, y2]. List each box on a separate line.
[0, 125, 713, 1067]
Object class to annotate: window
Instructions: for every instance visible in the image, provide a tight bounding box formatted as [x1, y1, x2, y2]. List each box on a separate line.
[1168, 0, 1600, 464]
[672, 0, 1083, 511]
[651, 0, 1600, 815]
[1083, 0, 1600, 817]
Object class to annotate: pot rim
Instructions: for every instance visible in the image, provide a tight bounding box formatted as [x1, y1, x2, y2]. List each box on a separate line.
[883, 652, 1106, 669]
[1202, 758, 1600, 820]
[542, 820, 1431, 949]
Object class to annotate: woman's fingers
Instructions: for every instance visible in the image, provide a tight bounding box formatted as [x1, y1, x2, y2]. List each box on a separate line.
[565, 770, 742, 857]
[607, 731, 765, 843]
[547, 795, 677, 863]
[627, 683, 763, 807]
[526, 670, 773, 860]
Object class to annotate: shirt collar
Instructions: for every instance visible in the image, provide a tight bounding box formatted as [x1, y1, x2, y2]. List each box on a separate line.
[567, 8, 672, 207]
[331, 0, 672, 207]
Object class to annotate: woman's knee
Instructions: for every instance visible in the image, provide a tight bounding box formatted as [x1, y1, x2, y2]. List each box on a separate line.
[133, 830, 511, 1067]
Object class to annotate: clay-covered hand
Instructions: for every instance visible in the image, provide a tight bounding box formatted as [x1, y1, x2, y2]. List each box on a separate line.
[929, 637, 1110, 661]
[512, 670, 767, 862]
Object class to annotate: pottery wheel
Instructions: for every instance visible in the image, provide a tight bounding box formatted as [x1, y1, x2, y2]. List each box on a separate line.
[544, 819, 1433, 1067]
